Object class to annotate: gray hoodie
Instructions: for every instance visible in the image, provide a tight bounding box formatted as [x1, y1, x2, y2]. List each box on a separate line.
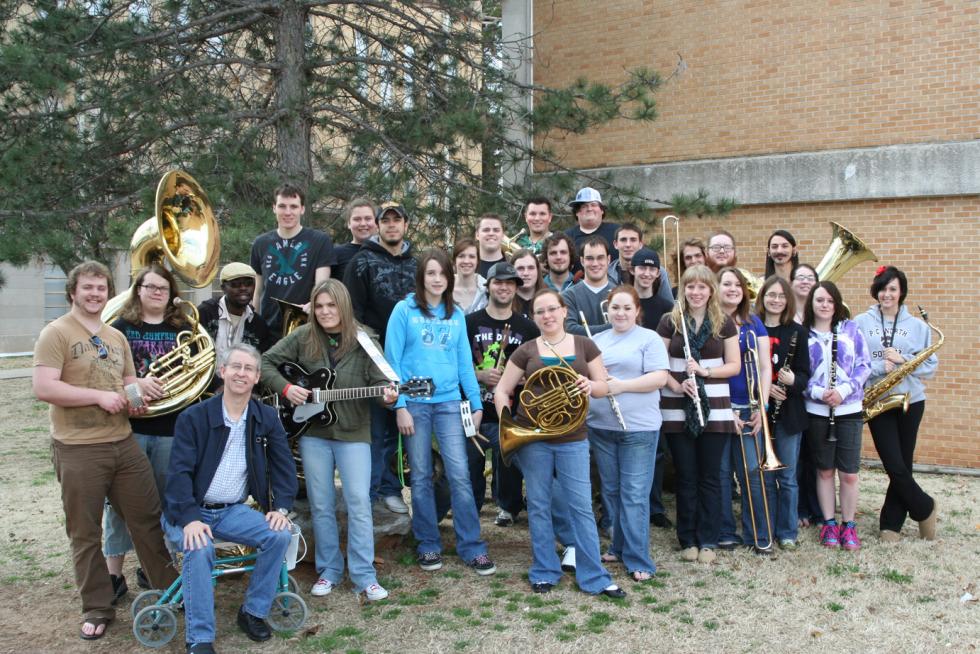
[854, 304, 938, 405]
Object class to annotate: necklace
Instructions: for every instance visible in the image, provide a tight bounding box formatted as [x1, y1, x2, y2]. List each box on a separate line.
[541, 333, 567, 348]
[879, 306, 898, 348]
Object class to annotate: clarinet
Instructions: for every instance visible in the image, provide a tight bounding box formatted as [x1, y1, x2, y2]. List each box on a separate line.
[827, 326, 838, 443]
[770, 330, 797, 423]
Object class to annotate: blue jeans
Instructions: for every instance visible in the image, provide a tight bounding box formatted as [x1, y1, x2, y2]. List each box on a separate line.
[403, 401, 487, 562]
[516, 439, 612, 594]
[299, 437, 377, 592]
[466, 423, 525, 515]
[772, 424, 802, 542]
[589, 427, 658, 575]
[729, 408, 777, 548]
[718, 424, 740, 546]
[369, 404, 402, 502]
[104, 433, 173, 557]
[162, 504, 292, 645]
[510, 453, 573, 546]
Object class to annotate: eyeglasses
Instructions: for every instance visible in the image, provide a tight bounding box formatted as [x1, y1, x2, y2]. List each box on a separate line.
[225, 362, 258, 374]
[90, 335, 108, 359]
[533, 305, 563, 316]
[708, 245, 734, 253]
[140, 283, 170, 295]
[793, 274, 816, 282]
[764, 293, 786, 300]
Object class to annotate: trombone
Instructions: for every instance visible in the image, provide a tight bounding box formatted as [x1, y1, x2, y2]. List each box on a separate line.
[740, 329, 784, 552]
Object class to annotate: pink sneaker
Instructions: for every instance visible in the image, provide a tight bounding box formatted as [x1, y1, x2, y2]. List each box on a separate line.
[840, 524, 861, 551]
[819, 523, 840, 548]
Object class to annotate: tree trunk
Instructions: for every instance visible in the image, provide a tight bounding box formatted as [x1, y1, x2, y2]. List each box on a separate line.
[275, 1, 313, 189]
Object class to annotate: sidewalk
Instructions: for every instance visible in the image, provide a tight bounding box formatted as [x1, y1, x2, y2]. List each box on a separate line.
[0, 368, 31, 380]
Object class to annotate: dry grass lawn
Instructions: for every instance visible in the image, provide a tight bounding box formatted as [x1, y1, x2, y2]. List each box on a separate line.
[0, 375, 977, 653]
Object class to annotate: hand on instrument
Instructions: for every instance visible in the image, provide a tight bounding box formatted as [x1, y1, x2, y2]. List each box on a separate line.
[685, 358, 704, 378]
[883, 347, 904, 365]
[396, 407, 415, 436]
[285, 385, 310, 405]
[477, 368, 502, 387]
[822, 388, 843, 407]
[747, 410, 762, 436]
[574, 374, 592, 397]
[382, 383, 399, 405]
[607, 376, 623, 396]
[128, 402, 148, 417]
[472, 409, 483, 433]
[98, 391, 128, 414]
[265, 510, 290, 531]
[769, 385, 787, 402]
[138, 375, 165, 401]
[733, 412, 744, 433]
[776, 368, 795, 387]
[681, 376, 699, 400]
[183, 520, 213, 551]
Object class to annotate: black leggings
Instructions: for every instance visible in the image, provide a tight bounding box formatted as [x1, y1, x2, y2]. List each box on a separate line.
[868, 401, 934, 531]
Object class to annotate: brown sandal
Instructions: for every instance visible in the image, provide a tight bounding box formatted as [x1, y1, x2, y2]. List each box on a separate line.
[631, 571, 652, 582]
[80, 617, 111, 640]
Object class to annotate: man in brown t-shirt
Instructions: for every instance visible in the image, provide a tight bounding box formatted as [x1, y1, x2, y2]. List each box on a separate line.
[32, 261, 176, 641]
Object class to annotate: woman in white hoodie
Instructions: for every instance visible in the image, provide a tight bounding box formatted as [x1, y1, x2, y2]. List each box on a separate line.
[855, 266, 939, 542]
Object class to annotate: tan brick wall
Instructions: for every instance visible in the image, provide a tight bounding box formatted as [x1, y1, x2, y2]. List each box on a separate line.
[532, 1, 980, 169]
[633, 197, 977, 468]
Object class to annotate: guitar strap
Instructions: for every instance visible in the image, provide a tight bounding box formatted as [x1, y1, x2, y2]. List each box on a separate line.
[356, 329, 399, 382]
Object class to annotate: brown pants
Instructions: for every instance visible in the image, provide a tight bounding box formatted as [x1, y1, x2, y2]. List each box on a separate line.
[52, 436, 178, 620]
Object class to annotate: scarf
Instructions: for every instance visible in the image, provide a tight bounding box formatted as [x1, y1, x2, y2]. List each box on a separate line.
[683, 315, 713, 438]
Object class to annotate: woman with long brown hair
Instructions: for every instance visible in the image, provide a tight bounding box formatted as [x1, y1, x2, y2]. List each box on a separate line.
[262, 279, 397, 602]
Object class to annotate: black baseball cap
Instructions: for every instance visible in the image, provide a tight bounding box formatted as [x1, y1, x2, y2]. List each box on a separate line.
[486, 261, 523, 286]
[632, 247, 661, 269]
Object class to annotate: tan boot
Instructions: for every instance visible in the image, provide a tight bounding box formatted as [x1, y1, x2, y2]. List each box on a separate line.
[697, 548, 716, 564]
[879, 529, 901, 543]
[680, 546, 699, 562]
[919, 501, 938, 540]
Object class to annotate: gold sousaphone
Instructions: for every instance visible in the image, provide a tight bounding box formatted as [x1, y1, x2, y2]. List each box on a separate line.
[498, 365, 588, 465]
[102, 170, 220, 416]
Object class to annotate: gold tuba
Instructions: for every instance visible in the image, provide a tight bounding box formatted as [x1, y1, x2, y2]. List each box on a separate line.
[102, 170, 219, 416]
[816, 222, 878, 284]
[500, 228, 527, 258]
[275, 298, 308, 337]
[498, 365, 588, 465]
[863, 306, 943, 422]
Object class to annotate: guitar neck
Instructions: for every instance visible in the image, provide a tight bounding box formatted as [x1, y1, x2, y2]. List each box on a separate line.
[311, 385, 388, 404]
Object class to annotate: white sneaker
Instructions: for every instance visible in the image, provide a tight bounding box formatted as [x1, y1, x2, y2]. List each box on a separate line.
[383, 495, 409, 514]
[560, 546, 576, 573]
[363, 583, 389, 601]
[311, 578, 334, 596]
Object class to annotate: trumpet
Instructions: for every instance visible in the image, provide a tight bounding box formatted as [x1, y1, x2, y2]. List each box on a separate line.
[741, 329, 783, 551]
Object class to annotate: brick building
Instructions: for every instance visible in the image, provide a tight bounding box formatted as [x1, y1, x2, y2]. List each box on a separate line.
[502, 1, 979, 468]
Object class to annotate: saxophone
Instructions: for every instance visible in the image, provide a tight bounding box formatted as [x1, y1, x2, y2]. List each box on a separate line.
[862, 306, 943, 422]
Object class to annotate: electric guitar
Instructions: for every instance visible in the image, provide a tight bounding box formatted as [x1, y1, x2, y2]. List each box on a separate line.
[274, 362, 434, 437]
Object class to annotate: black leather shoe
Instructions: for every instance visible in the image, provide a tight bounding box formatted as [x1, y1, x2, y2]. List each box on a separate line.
[187, 643, 217, 654]
[236, 607, 272, 642]
[136, 566, 150, 590]
[531, 582, 554, 594]
[599, 585, 626, 599]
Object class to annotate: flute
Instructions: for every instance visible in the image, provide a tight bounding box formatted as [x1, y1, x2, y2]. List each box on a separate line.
[680, 314, 706, 428]
[827, 327, 838, 442]
[580, 311, 628, 430]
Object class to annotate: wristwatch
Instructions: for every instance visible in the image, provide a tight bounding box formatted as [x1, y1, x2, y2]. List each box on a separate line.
[276, 507, 289, 517]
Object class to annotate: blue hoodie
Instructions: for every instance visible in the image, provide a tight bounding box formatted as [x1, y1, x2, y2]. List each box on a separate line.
[854, 304, 937, 405]
[385, 293, 483, 412]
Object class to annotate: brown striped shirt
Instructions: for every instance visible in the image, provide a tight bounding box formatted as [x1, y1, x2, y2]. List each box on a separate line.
[656, 314, 737, 435]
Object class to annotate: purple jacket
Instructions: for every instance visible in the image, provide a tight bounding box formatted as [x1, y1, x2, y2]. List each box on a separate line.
[805, 319, 871, 417]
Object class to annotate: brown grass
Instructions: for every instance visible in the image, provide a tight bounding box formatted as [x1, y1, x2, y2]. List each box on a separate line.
[0, 375, 977, 654]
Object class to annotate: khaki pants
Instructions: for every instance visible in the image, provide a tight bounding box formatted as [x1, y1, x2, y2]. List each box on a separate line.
[52, 435, 178, 620]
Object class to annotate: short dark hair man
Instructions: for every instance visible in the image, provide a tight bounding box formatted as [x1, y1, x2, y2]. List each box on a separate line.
[33, 260, 177, 641]
[197, 263, 273, 391]
[515, 197, 554, 255]
[540, 232, 577, 293]
[465, 262, 539, 527]
[565, 187, 620, 262]
[562, 236, 615, 336]
[344, 201, 417, 514]
[250, 183, 335, 337]
[475, 213, 506, 278]
[163, 344, 298, 653]
[332, 197, 378, 283]
[608, 223, 675, 304]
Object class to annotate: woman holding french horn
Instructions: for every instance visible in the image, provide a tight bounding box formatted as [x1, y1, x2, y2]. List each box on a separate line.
[855, 266, 939, 542]
[494, 289, 626, 598]
[655, 265, 740, 564]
